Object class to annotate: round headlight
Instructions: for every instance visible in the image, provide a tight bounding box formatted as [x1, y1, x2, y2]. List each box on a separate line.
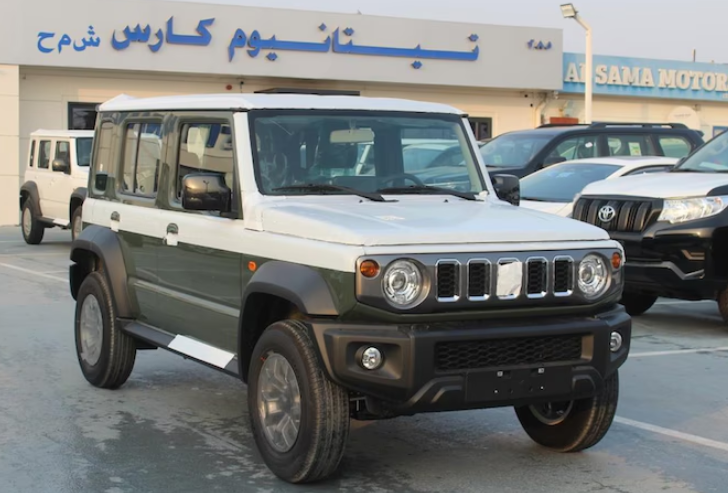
[578, 254, 609, 299]
[382, 260, 427, 308]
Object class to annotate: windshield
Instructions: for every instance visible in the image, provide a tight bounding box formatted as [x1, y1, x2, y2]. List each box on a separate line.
[520, 162, 621, 203]
[76, 137, 93, 167]
[251, 111, 484, 196]
[673, 131, 728, 172]
[479, 133, 552, 168]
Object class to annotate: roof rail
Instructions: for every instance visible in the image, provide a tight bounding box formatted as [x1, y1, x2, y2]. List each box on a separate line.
[588, 122, 688, 129]
[537, 123, 588, 128]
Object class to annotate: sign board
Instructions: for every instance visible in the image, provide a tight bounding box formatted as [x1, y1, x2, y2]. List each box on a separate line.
[563, 52, 728, 102]
[0, 0, 563, 90]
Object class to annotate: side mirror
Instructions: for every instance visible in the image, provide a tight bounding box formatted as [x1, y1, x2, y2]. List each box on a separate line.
[491, 174, 520, 206]
[52, 158, 70, 173]
[181, 173, 232, 212]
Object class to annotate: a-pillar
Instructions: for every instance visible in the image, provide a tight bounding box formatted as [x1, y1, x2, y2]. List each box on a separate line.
[0, 65, 20, 226]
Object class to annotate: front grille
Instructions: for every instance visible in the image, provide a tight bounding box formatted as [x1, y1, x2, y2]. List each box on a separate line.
[436, 257, 574, 303]
[572, 197, 659, 232]
[435, 334, 584, 371]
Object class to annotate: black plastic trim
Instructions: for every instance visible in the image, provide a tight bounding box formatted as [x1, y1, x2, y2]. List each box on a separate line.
[19, 181, 42, 216]
[69, 225, 137, 318]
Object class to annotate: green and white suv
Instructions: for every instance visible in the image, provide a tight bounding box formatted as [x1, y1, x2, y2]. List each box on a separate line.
[69, 93, 631, 484]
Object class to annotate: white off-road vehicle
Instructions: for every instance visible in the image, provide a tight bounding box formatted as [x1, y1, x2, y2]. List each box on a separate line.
[69, 93, 631, 484]
[19, 129, 93, 244]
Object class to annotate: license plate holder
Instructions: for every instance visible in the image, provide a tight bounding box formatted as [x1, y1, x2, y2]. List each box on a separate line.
[465, 366, 572, 402]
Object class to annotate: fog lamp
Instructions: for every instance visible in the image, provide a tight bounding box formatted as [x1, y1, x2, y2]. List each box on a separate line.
[361, 347, 383, 370]
[610, 331, 623, 352]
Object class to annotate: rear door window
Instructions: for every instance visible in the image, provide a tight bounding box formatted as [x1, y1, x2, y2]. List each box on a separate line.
[546, 135, 600, 162]
[54, 141, 70, 171]
[38, 140, 51, 169]
[606, 135, 656, 156]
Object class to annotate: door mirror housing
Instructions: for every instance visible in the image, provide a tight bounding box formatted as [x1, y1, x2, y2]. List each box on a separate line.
[181, 173, 232, 212]
[491, 174, 520, 206]
[52, 158, 70, 173]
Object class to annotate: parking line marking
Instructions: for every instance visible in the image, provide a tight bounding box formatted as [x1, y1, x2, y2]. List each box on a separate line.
[630, 347, 728, 358]
[615, 416, 728, 453]
[655, 300, 714, 305]
[0, 263, 66, 283]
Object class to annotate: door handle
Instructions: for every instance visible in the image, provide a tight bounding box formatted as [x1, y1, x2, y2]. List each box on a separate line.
[110, 211, 120, 232]
[164, 223, 179, 246]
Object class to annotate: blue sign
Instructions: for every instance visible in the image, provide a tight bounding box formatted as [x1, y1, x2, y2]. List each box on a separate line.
[36, 18, 480, 69]
[563, 52, 728, 102]
[714, 126, 728, 138]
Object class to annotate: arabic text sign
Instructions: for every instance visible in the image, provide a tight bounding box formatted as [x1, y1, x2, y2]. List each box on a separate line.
[37, 17, 481, 69]
[563, 52, 728, 102]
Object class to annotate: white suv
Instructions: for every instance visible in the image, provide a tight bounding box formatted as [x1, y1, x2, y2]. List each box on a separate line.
[19, 129, 93, 244]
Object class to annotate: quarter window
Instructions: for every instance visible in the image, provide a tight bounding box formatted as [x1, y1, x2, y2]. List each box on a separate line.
[121, 122, 162, 196]
[29, 140, 35, 167]
[657, 136, 691, 158]
[38, 140, 51, 169]
[175, 122, 234, 198]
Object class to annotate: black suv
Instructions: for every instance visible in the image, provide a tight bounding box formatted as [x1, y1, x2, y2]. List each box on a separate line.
[480, 122, 705, 178]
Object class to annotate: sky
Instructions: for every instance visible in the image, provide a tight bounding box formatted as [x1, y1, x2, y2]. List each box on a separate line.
[152, 0, 727, 63]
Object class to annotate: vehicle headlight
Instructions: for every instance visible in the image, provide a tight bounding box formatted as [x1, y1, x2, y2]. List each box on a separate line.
[658, 196, 728, 224]
[578, 254, 609, 299]
[382, 260, 427, 308]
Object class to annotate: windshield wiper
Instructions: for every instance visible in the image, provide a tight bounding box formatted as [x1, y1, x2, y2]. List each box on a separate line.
[376, 185, 477, 201]
[271, 183, 387, 202]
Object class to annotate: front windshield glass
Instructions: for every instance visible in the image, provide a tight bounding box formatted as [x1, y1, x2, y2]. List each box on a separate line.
[674, 131, 728, 172]
[520, 162, 621, 203]
[479, 133, 552, 168]
[76, 137, 93, 167]
[251, 111, 484, 195]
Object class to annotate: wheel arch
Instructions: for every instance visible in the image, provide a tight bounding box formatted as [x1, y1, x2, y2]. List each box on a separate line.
[20, 181, 42, 216]
[69, 187, 87, 219]
[237, 261, 340, 382]
[69, 225, 137, 318]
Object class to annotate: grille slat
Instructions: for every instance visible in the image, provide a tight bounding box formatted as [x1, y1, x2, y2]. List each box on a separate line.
[436, 261, 460, 302]
[467, 260, 491, 300]
[435, 334, 583, 371]
[574, 197, 658, 232]
[553, 257, 574, 296]
[526, 258, 547, 298]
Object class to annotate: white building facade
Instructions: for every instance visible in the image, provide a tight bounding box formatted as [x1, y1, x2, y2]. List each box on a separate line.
[0, 0, 564, 225]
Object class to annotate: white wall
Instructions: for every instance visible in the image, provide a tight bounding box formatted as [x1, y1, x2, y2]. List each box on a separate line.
[0, 65, 19, 226]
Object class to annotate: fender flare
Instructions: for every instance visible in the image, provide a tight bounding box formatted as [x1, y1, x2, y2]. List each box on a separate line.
[19, 181, 42, 216]
[69, 187, 87, 217]
[69, 225, 137, 318]
[238, 261, 340, 380]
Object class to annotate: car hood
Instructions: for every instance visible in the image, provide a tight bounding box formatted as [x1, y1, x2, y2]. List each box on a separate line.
[519, 200, 572, 217]
[581, 171, 728, 199]
[257, 196, 608, 246]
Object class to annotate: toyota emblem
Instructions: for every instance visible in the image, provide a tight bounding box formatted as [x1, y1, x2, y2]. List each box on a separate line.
[598, 205, 616, 222]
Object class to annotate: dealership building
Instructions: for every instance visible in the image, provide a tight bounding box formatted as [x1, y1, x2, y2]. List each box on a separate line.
[1, 0, 728, 226]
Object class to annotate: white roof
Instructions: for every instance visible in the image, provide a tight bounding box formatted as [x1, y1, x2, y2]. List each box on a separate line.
[30, 129, 94, 138]
[556, 156, 678, 169]
[98, 93, 465, 115]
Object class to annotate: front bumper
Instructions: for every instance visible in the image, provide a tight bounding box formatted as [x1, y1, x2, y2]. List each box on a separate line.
[309, 305, 631, 416]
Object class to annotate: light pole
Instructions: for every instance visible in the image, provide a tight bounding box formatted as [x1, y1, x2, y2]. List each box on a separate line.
[561, 3, 592, 124]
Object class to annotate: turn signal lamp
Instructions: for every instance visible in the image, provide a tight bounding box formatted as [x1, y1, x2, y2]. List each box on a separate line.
[611, 252, 622, 269]
[360, 260, 380, 278]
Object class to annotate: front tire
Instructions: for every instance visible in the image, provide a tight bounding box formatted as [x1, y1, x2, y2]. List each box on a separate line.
[21, 200, 44, 245]
[248, 320, 350, 484]
[74, 271, 137, 389]
[620, 292, 658, 316]
[515, 370, 619, 452]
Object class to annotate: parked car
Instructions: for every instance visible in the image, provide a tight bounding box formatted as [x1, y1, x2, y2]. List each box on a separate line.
[69, 93, 630, 484]
[520, 156, 677, 217]
[572, 129, 728, 324]
[19, 129, 93, 244]
[479, 122, 704, 178]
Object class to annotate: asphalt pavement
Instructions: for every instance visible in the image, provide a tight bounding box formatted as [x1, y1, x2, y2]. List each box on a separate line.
[0, 225, 726, 493]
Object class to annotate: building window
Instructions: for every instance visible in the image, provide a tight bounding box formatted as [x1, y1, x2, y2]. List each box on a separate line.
[469, 118, 492, 141]
[121, 122, 163, 196]
[68, 102, 100, 130]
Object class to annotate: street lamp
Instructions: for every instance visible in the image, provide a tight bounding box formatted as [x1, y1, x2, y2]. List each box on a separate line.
[561, 3, 592, 123]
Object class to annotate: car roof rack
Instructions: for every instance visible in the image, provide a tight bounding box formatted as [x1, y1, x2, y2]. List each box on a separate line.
[588, 122, 689, 129]
[537, 123, 589, 128]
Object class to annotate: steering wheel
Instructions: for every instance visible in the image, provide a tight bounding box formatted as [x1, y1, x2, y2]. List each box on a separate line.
[378, 173, 425, 188]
